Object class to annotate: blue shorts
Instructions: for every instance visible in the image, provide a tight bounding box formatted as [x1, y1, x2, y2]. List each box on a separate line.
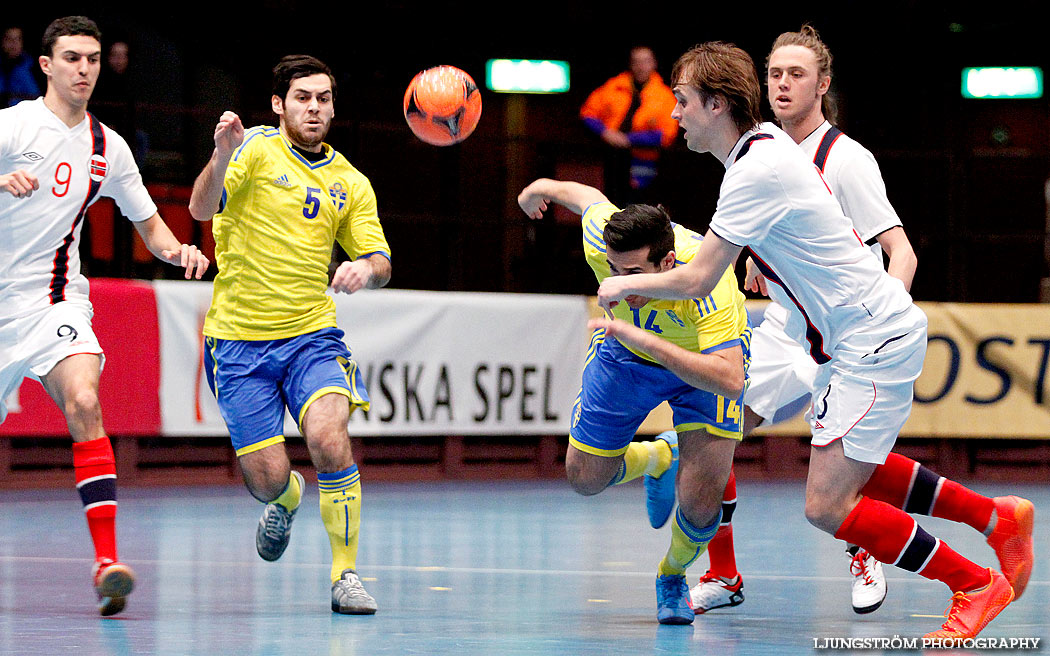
[204, 327, 369, 457]
[569, 331, 748, 457]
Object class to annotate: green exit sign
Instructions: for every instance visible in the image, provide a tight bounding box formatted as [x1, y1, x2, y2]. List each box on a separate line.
[962, 67, 1043, 99]
[486, 59, 570, 94]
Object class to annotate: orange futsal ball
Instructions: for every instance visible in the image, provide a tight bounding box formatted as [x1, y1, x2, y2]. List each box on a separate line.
[403, 65, 482, 146]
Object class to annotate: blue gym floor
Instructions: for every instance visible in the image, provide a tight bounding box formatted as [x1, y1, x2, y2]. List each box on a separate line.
[0, 478, 1045, 655]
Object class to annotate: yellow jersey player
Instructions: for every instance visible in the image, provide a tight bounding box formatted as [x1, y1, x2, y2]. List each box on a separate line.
[188, 55, 391, 615]
[518, 178, 750, 624]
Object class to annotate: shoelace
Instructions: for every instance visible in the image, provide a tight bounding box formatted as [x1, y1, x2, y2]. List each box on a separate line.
[698, 571, 734, 587]
[938, 591, 970, 630]
[694, 574, 738, 607]
[263, 507, 292, 540]
[657, 576, 685, 595]
[338, 574, 370, 599]
[850, 551, 876, 586]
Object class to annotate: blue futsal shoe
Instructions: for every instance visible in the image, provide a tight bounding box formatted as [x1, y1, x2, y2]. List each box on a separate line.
[644, 430, 678, 529]
[656, 574, 694, 624]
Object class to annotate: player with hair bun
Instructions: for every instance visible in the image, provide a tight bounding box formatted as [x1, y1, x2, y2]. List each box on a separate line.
[690, 27, 1034, 624]
[599, 40, 1018, 642]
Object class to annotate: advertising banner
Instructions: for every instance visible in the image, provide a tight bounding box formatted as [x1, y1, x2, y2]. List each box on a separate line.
[154, 283, 590, 436]
[6, 282, 1049, 441]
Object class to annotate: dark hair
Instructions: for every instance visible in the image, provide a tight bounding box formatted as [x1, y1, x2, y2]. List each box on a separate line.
[272, 54, 336, 102]
[41, 16, 101, 57]
[604, 204, 675, 265]
[672, 41, 763, 134]
[767, 24, 837, 123]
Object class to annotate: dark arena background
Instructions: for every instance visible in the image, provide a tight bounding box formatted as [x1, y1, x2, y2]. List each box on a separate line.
[1, 2, 1048, 654]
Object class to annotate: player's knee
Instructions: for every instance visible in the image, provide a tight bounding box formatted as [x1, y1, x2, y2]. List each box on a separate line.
[305, 432, 353, 473]
[62, 388, 102, 426]
[241, 463, 292, 503]
[245, 474, 289, 503]
[564, 461, 606, 496]
[803, 494, 841, 533]
[676, 493, 721, 528]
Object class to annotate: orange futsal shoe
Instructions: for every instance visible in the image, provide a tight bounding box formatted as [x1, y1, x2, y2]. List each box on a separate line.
[923, 568, 1013, 643]
[986, 495, 1034, 599]
[92, 559, 136, 617]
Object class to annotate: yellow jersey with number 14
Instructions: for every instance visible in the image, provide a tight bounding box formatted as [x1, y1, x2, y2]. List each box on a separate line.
[582, 201, 748, 361]
[203, 126, 391, 341]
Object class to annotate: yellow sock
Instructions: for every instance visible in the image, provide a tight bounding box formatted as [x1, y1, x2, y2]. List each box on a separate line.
[318, 465, 362, 582]
[612, 440, 672, 485]
[657, 508, 721, 576]
[272, 470, 303, 511]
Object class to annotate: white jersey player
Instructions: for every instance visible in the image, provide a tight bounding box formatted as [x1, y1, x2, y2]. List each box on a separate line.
[0, 97, 156, 323]
[693, 28, 918, 614]
[599, 41, 1015, 642]
[0, 16, 208, 617]
[744, 122, 915, 426]
[694, 27, 1030, 625]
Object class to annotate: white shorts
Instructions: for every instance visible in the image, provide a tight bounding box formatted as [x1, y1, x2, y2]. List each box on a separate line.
[0, 300, 104, 424]
[809, 305, 928, 464]
[744, 303, 819, 423]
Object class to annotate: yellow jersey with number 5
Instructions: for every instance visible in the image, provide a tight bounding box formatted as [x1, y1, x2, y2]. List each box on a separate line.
[203, 126, 391, 340]
[582, 201, 748, 361]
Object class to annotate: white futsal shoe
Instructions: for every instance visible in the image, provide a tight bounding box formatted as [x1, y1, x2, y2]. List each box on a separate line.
[690, 571, 744, 613]
[332, 568, 378, 615]
[848, 546, 887, 614]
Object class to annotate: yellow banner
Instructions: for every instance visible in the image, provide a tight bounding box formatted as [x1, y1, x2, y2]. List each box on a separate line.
[618, 301, 1050, 439]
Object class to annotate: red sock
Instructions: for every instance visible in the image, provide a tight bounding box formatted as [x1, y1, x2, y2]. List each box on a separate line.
[72, 437, 118, 562]
[707, 525, 738, 579]
[860, 452, 913, 508]
[919, 542, 992, 593]
[835, 496, 988, 592]
[932, 480, 995, 534]
[862, 453, 995, 533]
[707, 467, 738, 579]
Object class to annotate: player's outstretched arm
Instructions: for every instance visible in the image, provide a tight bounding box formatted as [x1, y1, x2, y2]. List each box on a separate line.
[189, 111, 244, 221]
[330, 254, 391, 295]
[132, 213, 210, 279]
[598, 229, 742, 310]
[0, 170, 39, 198]
[517, 178, 608, 219]
[589, 316, 745, 398]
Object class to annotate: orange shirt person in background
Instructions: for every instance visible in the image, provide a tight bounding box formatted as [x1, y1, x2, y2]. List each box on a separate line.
[580, 46, 678, 203]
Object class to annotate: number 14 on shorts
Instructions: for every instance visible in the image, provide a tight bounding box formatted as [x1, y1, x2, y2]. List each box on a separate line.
[716, 397, 740, 424]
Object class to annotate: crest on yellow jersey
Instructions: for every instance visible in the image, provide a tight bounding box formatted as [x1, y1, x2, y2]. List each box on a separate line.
[329, 182, 347, 210]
